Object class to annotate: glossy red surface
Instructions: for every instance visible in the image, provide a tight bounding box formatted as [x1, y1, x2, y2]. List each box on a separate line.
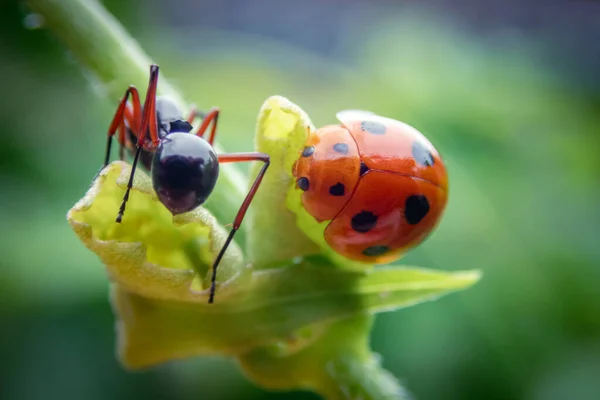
[293, 110, 449, 264]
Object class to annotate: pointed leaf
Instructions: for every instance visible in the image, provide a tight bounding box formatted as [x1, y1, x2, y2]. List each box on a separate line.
[109, 254, 480, 368]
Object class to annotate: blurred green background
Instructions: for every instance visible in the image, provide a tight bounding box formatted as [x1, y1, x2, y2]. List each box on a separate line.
[1, 1, 599, 399]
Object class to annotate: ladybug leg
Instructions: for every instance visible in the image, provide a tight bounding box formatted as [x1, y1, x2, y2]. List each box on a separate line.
[116, 64, 160, 223]
[192, 107, 220, 146]
[208, 152, 270, 304]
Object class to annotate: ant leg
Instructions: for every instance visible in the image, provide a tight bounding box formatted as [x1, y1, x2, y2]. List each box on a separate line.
[118, 104, 137, 160]
[192, 107, 220, 146]
[208, 152, 270, 304]
[101, 86, 141, 170]
[118, 120, 126, 160]
[186, 106, 196, 124]
[116, 64, 160, 223]
[186, 105, 206, 124]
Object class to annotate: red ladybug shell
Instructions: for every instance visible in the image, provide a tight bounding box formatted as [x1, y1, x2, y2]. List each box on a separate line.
[293, 110, 448, 264]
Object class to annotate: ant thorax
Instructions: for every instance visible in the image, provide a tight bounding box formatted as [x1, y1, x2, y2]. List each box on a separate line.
[155, 96, 192, 137]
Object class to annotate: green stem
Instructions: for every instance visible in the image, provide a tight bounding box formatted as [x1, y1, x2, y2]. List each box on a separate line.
[313, 316, 412, 400]
[26, 0, 248, 233]
[318, 352, 413, 400]
[238, 316, 411, 400]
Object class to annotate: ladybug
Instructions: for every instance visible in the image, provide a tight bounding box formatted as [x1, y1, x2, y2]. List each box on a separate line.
[293, 110, 448, 264]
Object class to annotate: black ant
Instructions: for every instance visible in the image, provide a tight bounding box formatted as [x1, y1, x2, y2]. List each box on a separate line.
[100, 65, 270, 304]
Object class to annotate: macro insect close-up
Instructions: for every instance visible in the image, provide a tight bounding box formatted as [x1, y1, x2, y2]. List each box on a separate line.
[100, 64, 269, 303]
[292, 110, 448, 263]
[3, 1, 600, 400]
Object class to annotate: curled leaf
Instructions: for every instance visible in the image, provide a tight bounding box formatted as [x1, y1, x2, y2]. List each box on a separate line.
[249, 95, 369, 269]
[67, 161, 246, 303]
[246, 96, 320, 266]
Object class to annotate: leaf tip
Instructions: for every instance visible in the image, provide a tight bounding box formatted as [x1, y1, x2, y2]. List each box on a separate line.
[453, 269, 483, 288]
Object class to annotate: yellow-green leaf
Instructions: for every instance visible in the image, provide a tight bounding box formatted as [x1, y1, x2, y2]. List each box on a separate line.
[65, 113, 480, 388]
[248, 95, 369, 269]
[67, 161, 246, 302]
[239, 315, 412, 400]
[246, 96, 320, 266]
[107, 253, 480, 368]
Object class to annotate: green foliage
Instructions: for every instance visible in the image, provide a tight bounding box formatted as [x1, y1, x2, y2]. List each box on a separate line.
[8, 0, 597, 399]
[21, 1, 481, 398]
[66, 94, 479, 399]
[68, 161, 245, 299]
[246, 95, 319, 266]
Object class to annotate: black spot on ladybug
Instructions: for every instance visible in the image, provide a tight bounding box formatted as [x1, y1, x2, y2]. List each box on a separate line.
[351, 210, 378, 233]
[412, 141, 434, 167]
[362, 245, 390, 257]
[360, 162, 369, 176]
[329, 182, 345, 196]
[405, 195, 430, 224]
[297, 177, 310, 191]
[333, 143, 349, 154]
[302, 146, 315, 157]
[361, 120, 386, 135]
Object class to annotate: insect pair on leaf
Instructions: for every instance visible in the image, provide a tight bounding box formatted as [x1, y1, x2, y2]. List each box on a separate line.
[101, 65, 448, 304]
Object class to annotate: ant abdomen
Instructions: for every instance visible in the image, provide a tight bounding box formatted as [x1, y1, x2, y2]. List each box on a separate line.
[151, 132, 219, 215]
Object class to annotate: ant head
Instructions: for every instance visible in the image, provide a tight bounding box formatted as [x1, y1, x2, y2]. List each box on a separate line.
[151, 132, 219, 215]
[156, 96, 193, 135]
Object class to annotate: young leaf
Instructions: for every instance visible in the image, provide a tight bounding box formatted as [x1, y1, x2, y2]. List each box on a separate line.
[246, 96, 320, 266]
[249, 95, 369, 270]
[107, 253, 480, 368]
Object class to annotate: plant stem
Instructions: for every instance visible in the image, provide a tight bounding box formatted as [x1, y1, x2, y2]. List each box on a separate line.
[238, 315, 412, 400]
[315, 316, 412, 400]
[319, 353, 413, 400]
[26, 0, 248, 231]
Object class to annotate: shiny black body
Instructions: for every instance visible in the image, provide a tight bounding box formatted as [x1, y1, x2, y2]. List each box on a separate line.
[133, 96, 219, 215]
[152, 132, 219, 215]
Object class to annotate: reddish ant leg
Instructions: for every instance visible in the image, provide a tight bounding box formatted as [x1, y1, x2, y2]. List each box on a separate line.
[118, 104, 138, 161]
[193, 107, 220, 146]
[102, 86, 142, 170]
[186, 105, 202, 124]
[116, 64, 160, 223]
[208, 152, 270, 304]
[118, 120, 127, 161]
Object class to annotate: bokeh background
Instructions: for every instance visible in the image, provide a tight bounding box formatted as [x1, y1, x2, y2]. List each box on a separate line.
[1, 0, 599, 399]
